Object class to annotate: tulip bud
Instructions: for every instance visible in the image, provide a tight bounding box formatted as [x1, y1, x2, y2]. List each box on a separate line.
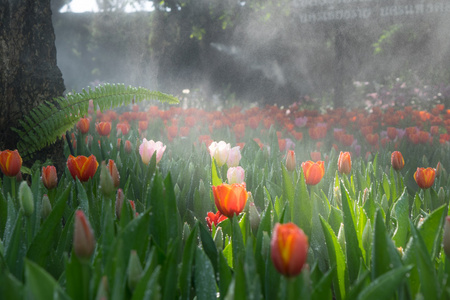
[42, 165, 58, 190]
[391, 151, 405, 171]
[285, 150, 296, 172]
[73, 210, 95, 260]
[214, 227, 224, 250]
[127, 250, 143, 291]
[99, 161, 115, 197]
[443, 216, 450, 258]
[362, 188, 370, 206]
[115, 189, 125, 219]
[227, 166, 245, 184]
[107, 160, 120, 188]
[227, 146, 242, 168]
[95, 276, 109, 300]
[271, 222, 309, 277]
[129, 200, 137, 217]
[41, 194, 52, 220]
[19, 181, 34, 217]
[124, 140, 132, 154]
[337, 151, 352, 175]
[436, 162, 443, 178]
[422, 155, 429, 167]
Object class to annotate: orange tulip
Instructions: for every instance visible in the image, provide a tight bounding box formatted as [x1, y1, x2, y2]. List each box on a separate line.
[271, 222, 309, 277]
[337, 151, 351, 175]
[414, 167, 436, 189]
[212, 183, 248, 218]
[391, 151, 405, 171]
[301, 160, 325, 185]
[96, 122, 112, 136]
[73, 210, 96, 260]
[0, 149, 22, 177]
[77, 118, 90, 134]
[41, 165, 58, 189]
[67, 154, 99, 182]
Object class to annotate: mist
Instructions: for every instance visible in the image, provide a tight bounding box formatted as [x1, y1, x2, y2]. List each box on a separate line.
[53, 0, 450, 108]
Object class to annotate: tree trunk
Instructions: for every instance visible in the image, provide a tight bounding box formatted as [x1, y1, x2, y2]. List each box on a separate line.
[0, 0, 66, 171]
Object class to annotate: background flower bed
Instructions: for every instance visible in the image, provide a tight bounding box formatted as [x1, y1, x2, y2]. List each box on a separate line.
[1, 98, 450, 299]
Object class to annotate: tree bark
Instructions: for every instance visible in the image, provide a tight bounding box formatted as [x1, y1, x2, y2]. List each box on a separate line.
[0, 0, 65, 170]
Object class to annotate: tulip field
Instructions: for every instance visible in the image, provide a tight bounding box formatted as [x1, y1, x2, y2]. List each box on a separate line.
[2, 94, 450, 299]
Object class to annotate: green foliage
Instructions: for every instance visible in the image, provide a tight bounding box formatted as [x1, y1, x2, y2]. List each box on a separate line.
[12, 83, 178, 158]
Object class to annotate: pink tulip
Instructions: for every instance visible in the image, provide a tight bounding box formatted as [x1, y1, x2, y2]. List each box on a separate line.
[226, 146, 241, 167]
[227, 166, 245, 184]
[139, 138, 166, 165]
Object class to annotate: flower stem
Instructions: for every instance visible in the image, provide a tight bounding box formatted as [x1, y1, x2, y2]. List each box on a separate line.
[11, 177, 16, 201]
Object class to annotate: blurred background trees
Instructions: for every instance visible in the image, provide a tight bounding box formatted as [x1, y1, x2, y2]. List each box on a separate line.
[53, 0, 450, 107]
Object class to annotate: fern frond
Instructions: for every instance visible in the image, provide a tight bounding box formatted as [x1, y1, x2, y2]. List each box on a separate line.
[13, 83, 179, 159]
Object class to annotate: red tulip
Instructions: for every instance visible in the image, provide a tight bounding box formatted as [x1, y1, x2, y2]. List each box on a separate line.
[391, 151, 405, 171]
[387, 127, 397, 140]
[414, 167, 436, 189]
[0, 149, 22, 177]
[271, 222, 309, 277]
[138, 121, 148, 131]
[73, 210, 96, 260]
[67, 154, 99, 182]
[310, 151, 321, 162]
[365, 133, 379, 146]
[42, 165, 58, 189]
[337, 151, 351, 175]
[205, 211, 228, 231]
[301, 160, 325, 185]
[212, 183, 248, 218]
[167, 125, 178, 141]
[116, 122, 130, 136]
[96, 122, 112, 136]
[77, 118, 90, 134]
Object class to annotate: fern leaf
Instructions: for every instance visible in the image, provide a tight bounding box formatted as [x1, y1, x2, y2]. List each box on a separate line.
[13, 83, 178, 158]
